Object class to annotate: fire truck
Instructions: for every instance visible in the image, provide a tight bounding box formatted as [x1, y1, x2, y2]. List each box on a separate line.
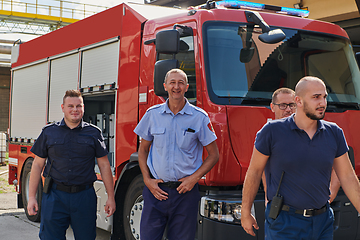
[8, 1, 360, 239]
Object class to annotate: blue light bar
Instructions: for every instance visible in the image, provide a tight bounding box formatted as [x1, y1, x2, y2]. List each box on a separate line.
[216, 1, 265, 10]
[279, 7, 309, 18]
[197, 0, 309, 18]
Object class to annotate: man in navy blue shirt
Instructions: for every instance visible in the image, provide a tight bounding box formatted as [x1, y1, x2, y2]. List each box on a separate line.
[27, 90, 116, 240]
[241, 76, 360, 239]
[134, 69, 219, 240]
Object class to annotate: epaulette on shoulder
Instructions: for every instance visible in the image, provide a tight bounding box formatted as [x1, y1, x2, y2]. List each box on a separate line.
[42, 121, 59, 130]
[87, 123, 102, 132]
[192, 105, 209, 117]
[146, 103, 163, 112]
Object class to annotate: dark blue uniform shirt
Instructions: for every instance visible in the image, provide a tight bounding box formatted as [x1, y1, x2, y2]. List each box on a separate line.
[255, 115, 348, 209]
[30, 119, 108, 186]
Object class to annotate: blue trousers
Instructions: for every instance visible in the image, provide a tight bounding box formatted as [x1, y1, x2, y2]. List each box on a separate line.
[140, 184, 200, 240]
[265, 202, 334, 240]
[39, 183, 97, 240]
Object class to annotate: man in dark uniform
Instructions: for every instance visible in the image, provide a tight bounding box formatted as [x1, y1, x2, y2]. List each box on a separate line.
[241, 76, 360, 239]
[27, 90, 116, 240]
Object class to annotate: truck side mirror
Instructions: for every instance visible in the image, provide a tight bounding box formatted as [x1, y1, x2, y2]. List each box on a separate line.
[259, 29, 286, 44]
[156, 30, 180, 54]
[154, 59, 179, 96]
[245, 11, 286, 44]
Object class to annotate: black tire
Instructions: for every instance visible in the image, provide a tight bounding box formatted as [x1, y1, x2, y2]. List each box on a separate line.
[21, 158, 43, 222]
[123, 174, 145, 240]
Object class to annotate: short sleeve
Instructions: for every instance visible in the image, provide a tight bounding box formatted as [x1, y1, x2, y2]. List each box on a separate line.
[134, 111, 154, 142]
[198, 116, 217, 147]
[254, 122, 272, 156]
[30, 129, 48, 158]
[335, 127, 349, 158]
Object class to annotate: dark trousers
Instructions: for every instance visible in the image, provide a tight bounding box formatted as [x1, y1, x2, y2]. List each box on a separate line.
[140, 184, 200, 240]
[39, 183, 97, 240]
[265, 202, 334, 240]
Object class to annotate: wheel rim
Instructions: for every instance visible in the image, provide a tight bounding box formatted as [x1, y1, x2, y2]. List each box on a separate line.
[129, 195, 144, 240]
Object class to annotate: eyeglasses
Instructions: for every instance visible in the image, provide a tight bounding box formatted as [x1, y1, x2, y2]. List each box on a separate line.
[273, 103, 296, 110]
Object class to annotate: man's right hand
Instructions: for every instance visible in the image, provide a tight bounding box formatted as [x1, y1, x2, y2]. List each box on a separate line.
[144, 178, 168, 201]
[27, 196, 39, 215]
[241, 213, 259, 237]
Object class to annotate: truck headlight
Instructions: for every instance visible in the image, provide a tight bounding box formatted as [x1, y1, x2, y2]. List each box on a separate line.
[200, 196, 255, 224]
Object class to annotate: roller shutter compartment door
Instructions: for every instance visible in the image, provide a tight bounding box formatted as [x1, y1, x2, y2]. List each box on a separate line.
[11, 62, 48, 139]
[49, 53, 79, 123]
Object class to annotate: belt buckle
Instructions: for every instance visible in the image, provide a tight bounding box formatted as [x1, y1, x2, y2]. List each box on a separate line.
[303, 209, 313, 217]
[71, 186, 79, 193]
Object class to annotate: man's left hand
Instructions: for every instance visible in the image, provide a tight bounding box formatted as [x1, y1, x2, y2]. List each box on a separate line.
[177, 176, 197, 194]
[104, 197, 116, 217]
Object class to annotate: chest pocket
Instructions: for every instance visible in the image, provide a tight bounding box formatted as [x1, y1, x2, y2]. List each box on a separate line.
[151, 127, 166, 149]
[74, 137, 95, 157]
[47, 138, 65, 157]
[180, 131, 198, 150]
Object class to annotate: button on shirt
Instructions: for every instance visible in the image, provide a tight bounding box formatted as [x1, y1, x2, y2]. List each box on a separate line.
[30, 119, 108, 186]
[134, 99, 217, 182]
[255, 115, 348, 209]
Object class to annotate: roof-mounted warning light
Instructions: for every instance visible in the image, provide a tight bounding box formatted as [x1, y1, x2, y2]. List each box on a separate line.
[196, 0, 309, 18]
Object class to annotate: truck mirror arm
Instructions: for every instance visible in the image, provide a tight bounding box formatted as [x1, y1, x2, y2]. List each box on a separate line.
[245, 10, 286, 44]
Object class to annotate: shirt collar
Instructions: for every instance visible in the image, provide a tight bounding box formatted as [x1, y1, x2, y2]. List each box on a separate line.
[289, 114, 325, 131]
[161, 98, 193, 115]
[60, 118, 85, 129]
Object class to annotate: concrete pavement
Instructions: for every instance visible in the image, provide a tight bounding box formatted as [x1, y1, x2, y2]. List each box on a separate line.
[0, 191, 111, 239]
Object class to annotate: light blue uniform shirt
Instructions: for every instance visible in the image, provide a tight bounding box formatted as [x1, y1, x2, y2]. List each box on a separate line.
[134, 99, 217, 182]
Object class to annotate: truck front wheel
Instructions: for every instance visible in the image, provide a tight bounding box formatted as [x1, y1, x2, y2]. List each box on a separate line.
[21, 158, 42, 222]
[123, 174, 144, 240]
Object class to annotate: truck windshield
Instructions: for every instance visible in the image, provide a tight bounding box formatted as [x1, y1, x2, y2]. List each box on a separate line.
[203, 22, 360, 110]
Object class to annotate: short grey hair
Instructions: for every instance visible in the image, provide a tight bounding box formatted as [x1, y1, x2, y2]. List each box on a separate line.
[272, 87, 295, 103]
[164, 68, 188, 84]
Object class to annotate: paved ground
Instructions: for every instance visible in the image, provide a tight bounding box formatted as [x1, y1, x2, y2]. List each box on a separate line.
[0, 164, 111, 239]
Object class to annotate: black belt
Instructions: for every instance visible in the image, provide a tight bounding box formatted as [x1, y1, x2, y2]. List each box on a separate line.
[282, 204, 327, 217]
[158, 181, 181, 189]
[55, 183, 93, 193]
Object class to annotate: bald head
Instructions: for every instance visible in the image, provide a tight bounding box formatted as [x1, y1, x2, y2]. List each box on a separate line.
[294, 76, 327, 121]
[295, 76, 326, 98]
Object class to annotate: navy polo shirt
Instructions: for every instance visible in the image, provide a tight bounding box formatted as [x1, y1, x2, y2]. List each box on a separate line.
[255, 114, 348, 209]
[31, 119, 108, 186]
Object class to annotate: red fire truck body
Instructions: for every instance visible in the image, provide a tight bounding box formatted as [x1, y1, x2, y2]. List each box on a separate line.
[8, 2, 360, 239]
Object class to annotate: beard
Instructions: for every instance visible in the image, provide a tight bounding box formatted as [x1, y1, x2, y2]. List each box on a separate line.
[304, 101, 325, 120]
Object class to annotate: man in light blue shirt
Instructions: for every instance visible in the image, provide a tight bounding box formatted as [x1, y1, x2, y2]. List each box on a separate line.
[134, 68, 219, 240]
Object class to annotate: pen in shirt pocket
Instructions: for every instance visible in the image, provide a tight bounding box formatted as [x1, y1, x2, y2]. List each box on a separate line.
[184, 128, 195, 135]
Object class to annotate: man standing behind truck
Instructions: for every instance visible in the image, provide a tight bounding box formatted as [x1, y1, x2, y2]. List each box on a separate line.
[242, 76, 360, 239]
[27, 90, 116, 240]
[270, 88, 296, 120]
[134, 69, 219, 240]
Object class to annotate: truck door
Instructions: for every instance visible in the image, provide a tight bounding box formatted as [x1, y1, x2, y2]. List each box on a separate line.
[155, 22, 198, 105]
